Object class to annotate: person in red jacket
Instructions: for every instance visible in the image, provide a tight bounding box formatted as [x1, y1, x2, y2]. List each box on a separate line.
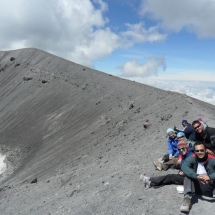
[141, 141, 193, 188]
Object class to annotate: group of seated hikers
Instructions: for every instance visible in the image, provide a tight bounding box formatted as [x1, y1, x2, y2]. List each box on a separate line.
[140, 118, 215, 212]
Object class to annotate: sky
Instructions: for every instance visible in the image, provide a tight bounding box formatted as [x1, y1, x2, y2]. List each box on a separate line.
[0, 0, 215, 105]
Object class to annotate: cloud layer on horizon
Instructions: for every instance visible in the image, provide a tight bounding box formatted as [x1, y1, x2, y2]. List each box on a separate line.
[125, 77, 215, 105]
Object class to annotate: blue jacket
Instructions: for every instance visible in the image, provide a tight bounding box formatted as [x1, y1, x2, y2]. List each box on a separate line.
[168, 136, 179, 157]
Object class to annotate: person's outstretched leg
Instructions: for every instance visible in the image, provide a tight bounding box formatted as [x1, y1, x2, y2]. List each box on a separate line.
[161, 158, 179, 171]
[150, 174, 184, 187]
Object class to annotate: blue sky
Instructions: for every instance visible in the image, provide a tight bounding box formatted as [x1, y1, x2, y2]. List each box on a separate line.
[0, 0, 215, 104]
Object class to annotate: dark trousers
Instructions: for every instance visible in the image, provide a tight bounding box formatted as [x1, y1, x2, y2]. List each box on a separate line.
[184, 176, 215, 197]
[150, 174, 184, 187]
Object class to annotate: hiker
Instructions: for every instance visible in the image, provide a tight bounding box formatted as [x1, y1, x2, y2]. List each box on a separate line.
[141, 141, 193, 188]
[182, 120, 196, 142]
[197, 117, 208, 127]
[174, 120, 195, 141]
[154, 128, 179, 171]
[192, 120, 215, 155]
[180, 141, 215, 212]
[173, 120, 187, 133]
[177, 131, 195, 147]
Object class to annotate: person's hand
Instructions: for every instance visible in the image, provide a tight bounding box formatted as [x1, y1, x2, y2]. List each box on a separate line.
[206, 149, 215, 155]
[197, 174, 210, 184]
[178, 171, 184, 175]
[169, 155, 173, 160]
[177, 159, 182, 164]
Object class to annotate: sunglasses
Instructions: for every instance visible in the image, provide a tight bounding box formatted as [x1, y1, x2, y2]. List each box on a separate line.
[195, 149, 205, 153]
[177, 136, 184, 140]
[178, 147, 186, 151]
[194, 124, 201, 130]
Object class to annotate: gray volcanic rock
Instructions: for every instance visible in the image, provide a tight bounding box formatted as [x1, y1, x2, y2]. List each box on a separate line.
[0, 48, 215, 214]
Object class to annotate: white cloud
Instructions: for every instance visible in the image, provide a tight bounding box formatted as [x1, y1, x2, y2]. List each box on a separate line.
[0, 0, 166, 67]
[120, 57, 166, 77]
[120, 23, 167, 48]
[125, 77, 215, 105]
[140, 0, 215, 38]
[154, 69, 215, 82]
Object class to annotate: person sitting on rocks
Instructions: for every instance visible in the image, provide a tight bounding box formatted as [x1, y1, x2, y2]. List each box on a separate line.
[177, 119, 196, 142]
[182, 119, 191, 128]
[141, 141, 193, 188]
[154, 128, 179, 171]
[192, 120, 215, 155]
[174, 120, 196, 142]
[174, 119, 190, 133]
[177, 131, 195, 147]
[180, 141, 215, 212]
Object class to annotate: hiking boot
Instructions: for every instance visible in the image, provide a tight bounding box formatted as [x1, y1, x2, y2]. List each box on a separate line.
[180, 197, 192, 212]
[153, 161, 162, 171]
[157, 157, 164, 163]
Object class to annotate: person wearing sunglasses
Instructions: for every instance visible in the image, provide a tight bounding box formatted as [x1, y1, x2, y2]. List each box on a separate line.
[174, 120, 196, 142]
[180, 141, 215, 212]
[192, 120, 215, 155]
[141, 141, 193, 189]
[177, 131, 195, 146]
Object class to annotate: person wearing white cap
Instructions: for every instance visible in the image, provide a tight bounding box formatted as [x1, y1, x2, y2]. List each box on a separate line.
[154, 128, 179, 171]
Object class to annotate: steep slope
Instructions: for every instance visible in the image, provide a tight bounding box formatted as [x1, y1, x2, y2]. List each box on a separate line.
[0, 48, 214, 214]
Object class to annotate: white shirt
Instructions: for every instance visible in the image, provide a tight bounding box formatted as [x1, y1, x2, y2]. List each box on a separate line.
[197, 162, 207, 175]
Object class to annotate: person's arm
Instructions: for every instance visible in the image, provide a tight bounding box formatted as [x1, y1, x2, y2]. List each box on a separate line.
[204, 127, 215, 150]
[174, 126, 183, 133]
[208, 159, 215, 180]
[177, 154, 182, 164]
[174, 148, 180, 157]
[195, 175, 210, 184]
[206, 149, 215, 155]
[167, 138, 173, 157]
[181, 156, 197, 179]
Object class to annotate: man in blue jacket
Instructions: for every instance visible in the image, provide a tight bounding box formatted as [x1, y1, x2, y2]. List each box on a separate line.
[180, 141, 215, 212]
